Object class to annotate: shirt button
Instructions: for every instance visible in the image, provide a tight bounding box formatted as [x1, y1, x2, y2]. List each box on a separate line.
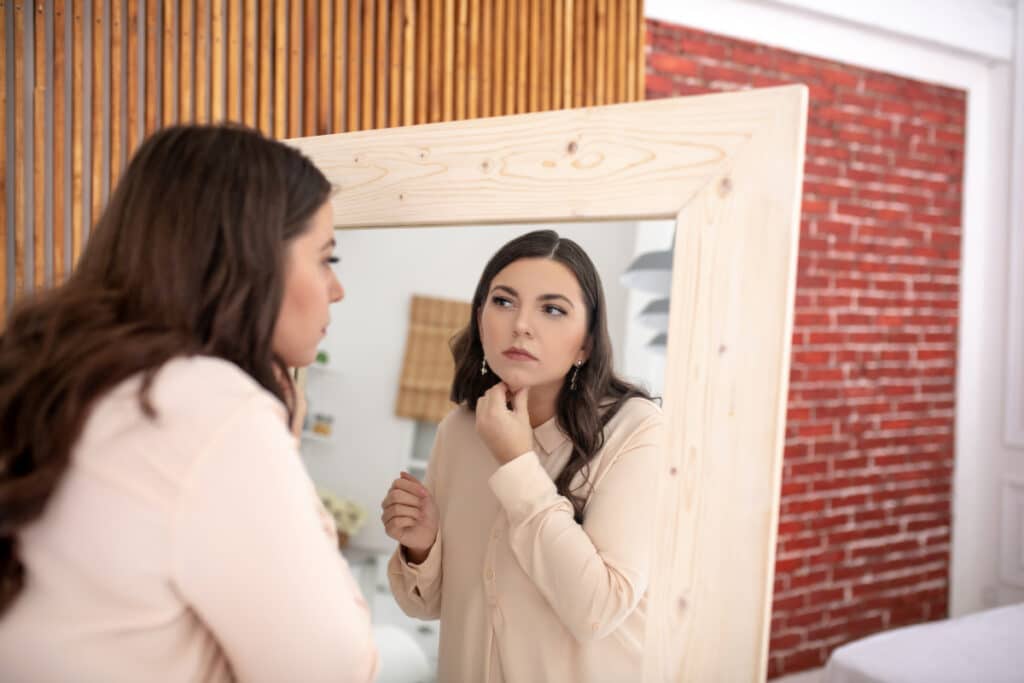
[486, 569, 495, 580]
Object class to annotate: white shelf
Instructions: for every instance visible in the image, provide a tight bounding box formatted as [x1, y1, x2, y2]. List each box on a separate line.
[301, 430, 335, 445]
[307, 363, 343, 377]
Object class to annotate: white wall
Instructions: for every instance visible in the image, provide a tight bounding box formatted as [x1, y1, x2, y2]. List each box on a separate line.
[644, 0, 1024, 615]
[301, 221, 647, 553]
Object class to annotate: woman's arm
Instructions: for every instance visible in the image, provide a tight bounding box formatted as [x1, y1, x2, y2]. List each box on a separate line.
[172, 393, 378, 683]
[385, 425, 446, 620]
[489, 409, 665, 643]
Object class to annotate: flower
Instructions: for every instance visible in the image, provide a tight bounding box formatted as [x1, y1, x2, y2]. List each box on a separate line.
[317, 489, 368, 537]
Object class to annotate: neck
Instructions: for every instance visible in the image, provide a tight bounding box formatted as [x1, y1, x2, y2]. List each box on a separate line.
[524, 381, 561, 428]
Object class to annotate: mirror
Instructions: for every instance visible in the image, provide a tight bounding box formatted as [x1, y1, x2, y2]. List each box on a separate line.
[299, 220, 674, 679]
[287, 86, 807, 682]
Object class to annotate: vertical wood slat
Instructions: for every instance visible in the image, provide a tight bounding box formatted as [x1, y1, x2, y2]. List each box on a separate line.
[274, 0, 286, 135]
[389, 0, 402, 127]
[1, 0, 7, 317]
[375, 0, 387, 129]
[478, 0, 488, 118]
[332, 0, 346, 133]
[564, 0, 573, 108]
[227, 0, 240, 121]
[13, 0, 25, 296]
[630, 0, 638, 100]
[551, 0, 561, 111]
[319, 0, 331, 133]
[442, 0, 452, 121]
[162, 0, 174, 125]
[402, 0, 415, 126]
[145, 0, 157, 132]
[258, 0, 271, 134]
[54, 0, 67, 282]
[243, 0, 257, 126]
[304, 0, 317, 135]
[428, 0, 440, 122]
[126, 0, 139, 151]
[72, 0, 84, 265]
[454, 0, 465, 120]
[347, 0, 360, 130]
[109, 0, 122, 188]
[360, 0, 373, 129]
[34, 0, 45, 287]
[179, 0, 192, 122]
[4, 0, 650, 312]
[288, 0, 300, 136]
[196, 0, 209, 122]
[492, 0, 505, 116]
[91, 0, 104, 223]
[515, 0, 526, 113]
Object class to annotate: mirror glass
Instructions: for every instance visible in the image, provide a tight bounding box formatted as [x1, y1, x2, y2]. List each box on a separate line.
[300, 219, 676, 675]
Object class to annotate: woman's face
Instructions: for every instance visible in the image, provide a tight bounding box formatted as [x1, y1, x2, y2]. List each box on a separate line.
[272, 201, 344, 367]
[478, 257, 589, 393]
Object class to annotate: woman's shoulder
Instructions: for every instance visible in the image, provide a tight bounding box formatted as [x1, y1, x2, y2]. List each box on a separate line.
[153, 355, 280, 412]
[436, 403, 476, 438]
[602, 395, 665, 443]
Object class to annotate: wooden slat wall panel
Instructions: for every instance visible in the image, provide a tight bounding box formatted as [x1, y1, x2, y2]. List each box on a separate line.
[3, 0, 645, 311]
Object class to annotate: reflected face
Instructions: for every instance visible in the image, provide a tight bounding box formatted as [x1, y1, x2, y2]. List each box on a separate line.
[478, 257, 589, 393]
[273, 201, 345, 366]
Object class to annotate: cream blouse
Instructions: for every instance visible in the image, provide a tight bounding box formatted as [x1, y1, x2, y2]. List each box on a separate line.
[0, 356, 378, 682]
[388, 396, 665, 682]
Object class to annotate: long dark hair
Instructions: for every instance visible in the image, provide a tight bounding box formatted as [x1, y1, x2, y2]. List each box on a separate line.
[450, 229, 653, 522]
[0, 124, 331, 614]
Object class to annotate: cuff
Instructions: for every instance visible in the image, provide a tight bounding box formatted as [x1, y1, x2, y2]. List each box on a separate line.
[487, 451, 563, 526]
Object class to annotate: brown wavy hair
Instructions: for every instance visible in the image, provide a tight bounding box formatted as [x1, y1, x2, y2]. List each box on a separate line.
[450, 229, 654, 522]
[0, 124, 332, 614]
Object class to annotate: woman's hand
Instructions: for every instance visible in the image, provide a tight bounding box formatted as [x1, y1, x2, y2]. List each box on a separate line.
[381, 472, 439, 563]
[475, 383, 533, 465]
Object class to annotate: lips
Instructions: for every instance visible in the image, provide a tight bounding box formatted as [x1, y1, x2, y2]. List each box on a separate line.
[502, 347, 537, 361]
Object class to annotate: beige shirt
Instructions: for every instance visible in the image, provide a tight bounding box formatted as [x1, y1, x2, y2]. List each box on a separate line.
[0, 356, 378, 683]
[388, 397, 665, 683]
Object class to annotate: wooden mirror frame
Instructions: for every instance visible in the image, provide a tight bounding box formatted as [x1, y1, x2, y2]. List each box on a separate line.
[288, 85, 808, 682]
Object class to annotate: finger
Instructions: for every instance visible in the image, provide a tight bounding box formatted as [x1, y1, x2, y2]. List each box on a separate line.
[512, 385, 529, 414]
[384, 518, 418, 538]
[382, 489, 421, 509]
[398, 472, 429, 496]
[382, 507, 422, 527]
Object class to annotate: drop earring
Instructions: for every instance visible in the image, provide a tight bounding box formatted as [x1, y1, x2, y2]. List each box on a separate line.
[570, 361, 582, 391]
[481, 357, 489, 375]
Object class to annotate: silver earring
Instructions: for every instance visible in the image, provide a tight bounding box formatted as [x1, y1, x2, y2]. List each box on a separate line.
[570, 362, 582, 391]
[481, 357, 489, 375]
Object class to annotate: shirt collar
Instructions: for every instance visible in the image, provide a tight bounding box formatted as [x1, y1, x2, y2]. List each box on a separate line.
[533, 415, 569, 455]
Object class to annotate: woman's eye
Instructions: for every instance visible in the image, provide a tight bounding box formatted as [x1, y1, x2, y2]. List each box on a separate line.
[491, 296, 513, 308]
[543, 305, 567, 317]
[324, 256, 339, 266]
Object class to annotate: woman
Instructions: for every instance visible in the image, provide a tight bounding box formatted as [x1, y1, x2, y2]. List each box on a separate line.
[381, 230, 666, 682]
[0, 125, 377, 681]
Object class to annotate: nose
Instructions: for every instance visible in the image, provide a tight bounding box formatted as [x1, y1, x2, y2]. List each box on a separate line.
[330, 271, 345, 303]
[513, 309, 533, 337]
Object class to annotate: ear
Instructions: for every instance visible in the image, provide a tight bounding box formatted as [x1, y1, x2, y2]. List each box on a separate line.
[577, 336, 593, 365]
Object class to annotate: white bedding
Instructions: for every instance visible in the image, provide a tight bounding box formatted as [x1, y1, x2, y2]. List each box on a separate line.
[824, 602, 1024, 683]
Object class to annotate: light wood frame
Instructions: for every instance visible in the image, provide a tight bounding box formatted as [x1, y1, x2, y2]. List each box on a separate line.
[287, 85, 808, 682]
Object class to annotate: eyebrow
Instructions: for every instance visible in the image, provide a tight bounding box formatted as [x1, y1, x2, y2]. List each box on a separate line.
[490, 284, 576, 309]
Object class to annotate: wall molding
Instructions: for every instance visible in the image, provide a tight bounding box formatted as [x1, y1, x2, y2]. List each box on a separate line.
[1004, 0, 1024, 449]
[1001, 477, 1024, 587]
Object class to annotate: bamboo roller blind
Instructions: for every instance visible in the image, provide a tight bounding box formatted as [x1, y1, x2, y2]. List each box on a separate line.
[1, 0, 646, 326]
[395, 294, 471, 423]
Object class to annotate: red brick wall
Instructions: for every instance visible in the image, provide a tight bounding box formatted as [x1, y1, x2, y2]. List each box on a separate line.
[645, 20, 964, 678]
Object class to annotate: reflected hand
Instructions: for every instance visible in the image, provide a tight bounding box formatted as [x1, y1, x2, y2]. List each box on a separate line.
[475, 382, 532, 465]
[381, 472, 439, 563]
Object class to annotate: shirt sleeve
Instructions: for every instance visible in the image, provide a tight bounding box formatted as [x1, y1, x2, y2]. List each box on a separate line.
[487, 409, 665, 643]
[386, 418, 445, 621]
[172, 393, 378, 683]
